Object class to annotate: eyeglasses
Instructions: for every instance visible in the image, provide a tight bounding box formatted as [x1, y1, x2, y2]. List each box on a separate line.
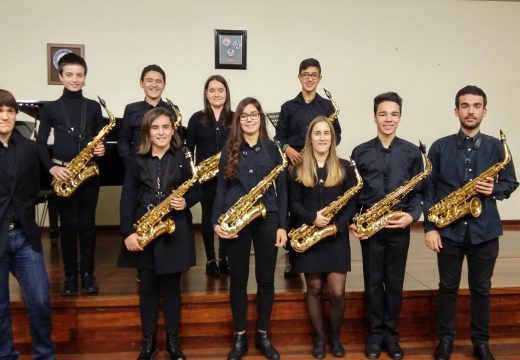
[299, 72, 320, 80]
[239, 111, 261, 121]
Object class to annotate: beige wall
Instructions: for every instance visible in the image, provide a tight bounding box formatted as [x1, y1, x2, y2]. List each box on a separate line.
[2, 0, 519, 224]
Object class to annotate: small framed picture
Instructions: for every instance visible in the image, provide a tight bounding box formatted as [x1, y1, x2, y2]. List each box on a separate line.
[47, 43, 85, 85]
[214, 29, 247, 70]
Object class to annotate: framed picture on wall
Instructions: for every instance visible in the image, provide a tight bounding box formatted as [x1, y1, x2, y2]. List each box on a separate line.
[47, 43, 85, 85]
[214, 29, 247, 70]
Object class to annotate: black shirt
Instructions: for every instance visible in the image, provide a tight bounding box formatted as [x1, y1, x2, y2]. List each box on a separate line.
[186, 110, 232, 165]
[0, 137, 16, 222]
[276, 92, 341, 152]
[423, 130, 518, 244]
[212, 139, 288, 229]
[351, 136, 424, 221]
[36, 89, 104, 170]
[118, 99, 181, 164]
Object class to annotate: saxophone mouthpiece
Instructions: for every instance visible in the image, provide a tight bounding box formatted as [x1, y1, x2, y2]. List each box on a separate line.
[323, 88, 331, 99]
[97, 96, 106, 108]
[419, 141, 427, 154]
[499, 129, 506, 142]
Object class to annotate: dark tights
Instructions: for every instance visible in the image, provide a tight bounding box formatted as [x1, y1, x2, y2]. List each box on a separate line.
[305, 272, 347, 342]
[139, 270, 182, 335]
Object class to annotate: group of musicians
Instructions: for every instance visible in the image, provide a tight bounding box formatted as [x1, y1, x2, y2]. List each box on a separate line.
[0, 54, 517, 360]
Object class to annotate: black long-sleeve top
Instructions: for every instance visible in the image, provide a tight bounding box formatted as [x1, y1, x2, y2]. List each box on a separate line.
[118, 146, 200, 274]
[186, 110, 232, 165]
[0, 132, 41, 257]
[275, 92, 341, 152]
[211, 139, 288, 229]
[423, 131, 518, 244]
[36, 89, 103, 170]
[118, 99, 181, 164]
[351, 136, 424, 221]
[289, 159, 359, 234]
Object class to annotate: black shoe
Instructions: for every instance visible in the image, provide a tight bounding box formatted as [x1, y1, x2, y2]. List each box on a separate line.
[137, 333, 157, 360]
[81, 273, 99, 294]
[219, 258, 230, 275]
[206, 260, 220, 277]
[433, 339, 453, 360]
[311, 338, 326, 359]
[255, 331, 280, 360]
[228, 332, 248, 360]
[166, 333, 186, 360]
[365, 342, 382, 359]
[283, 263, 297, 278]
[473, 343, 495, 360]
[61, 275, 78, 296]
[384, 342, 404, 359]
[330, 338, 346, 357]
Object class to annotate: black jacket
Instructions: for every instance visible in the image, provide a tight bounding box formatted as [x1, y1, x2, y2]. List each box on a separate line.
[0, 132, 41, 257]
[118, 146, 200, 274]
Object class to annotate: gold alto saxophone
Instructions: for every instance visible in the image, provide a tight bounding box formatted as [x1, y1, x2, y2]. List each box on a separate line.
[134, 149, 198, 248]
[289, 161, 363, 253]
[196, 152, 221, 184]
[428, 130, 512, 228]
[218, 144, 288, 234]
[52, 96, 116, 197]
[353, 142, 432, 238]
[166, 98, 183, 130]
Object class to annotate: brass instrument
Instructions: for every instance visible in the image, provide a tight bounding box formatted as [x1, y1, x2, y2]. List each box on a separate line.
[428, 130, 512, 228]
[353, 142, 432, 238]
[218, 144, 288, 234]
[289, 161, 363, 253]
[166, 98, 182, 130]
[134, 149, 198, 248]
[196, 152, 221, 184]
[52, 96, 116, 197]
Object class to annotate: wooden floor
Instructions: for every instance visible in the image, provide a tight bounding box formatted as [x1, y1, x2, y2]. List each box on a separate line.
[10, 224, 520, 359]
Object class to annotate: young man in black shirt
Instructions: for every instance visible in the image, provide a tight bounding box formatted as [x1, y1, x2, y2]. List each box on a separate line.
[351, 92, 423, 360]
[36, 53, 105, 296]
[0, 89, 55, 359]
[424, 85, 518, 360]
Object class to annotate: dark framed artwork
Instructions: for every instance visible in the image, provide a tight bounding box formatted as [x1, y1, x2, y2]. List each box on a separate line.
[214, 29, 247, 70]
[47, 43, 85, 85]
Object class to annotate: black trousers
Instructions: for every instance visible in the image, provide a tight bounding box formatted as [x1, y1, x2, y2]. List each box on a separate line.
[437, 236, 499, 345]
[227, 213, 279, 332]
[138, 270, 182, 335]
[360, 228, 410, 344]
[57, 178, 99, 277]
[201, 180, 227, 261]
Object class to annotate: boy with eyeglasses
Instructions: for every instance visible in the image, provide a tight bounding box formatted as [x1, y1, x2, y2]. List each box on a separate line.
[275, 58, 342, 277]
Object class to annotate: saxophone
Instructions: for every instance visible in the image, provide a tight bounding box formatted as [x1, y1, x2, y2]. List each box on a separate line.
[196, 152, 221, 184]
[52, 96, 116, 197]
[218, 144, 288, 234]
[428, 130, 512, 228]
[353, 142, 432, 238]
[166, 98, 182, 130]
[134, 149, 198, 248]
[289, 161, 363, 253]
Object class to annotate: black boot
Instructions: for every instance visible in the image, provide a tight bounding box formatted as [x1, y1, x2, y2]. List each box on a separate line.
[228, 332, 248, 360]
[206, 260, 220, 277]
[330, 334, 345, 358]
[311, 336, 326, 359]
[81, 273, 99, 294]
[166, 333, 186, 360]
[255, 331, 280, 360]
[219, 258, 230, 275]
[61, 275, 78, 296]
[137, 334, 157, 360]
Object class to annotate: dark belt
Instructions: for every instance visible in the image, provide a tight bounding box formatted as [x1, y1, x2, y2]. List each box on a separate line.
[8, 221, 21, 231]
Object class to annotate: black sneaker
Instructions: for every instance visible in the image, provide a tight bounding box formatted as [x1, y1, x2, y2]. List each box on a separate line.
[219, 258, 230, 275]
[206, 260, 220, 277]
[61, 275, 78, 296]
